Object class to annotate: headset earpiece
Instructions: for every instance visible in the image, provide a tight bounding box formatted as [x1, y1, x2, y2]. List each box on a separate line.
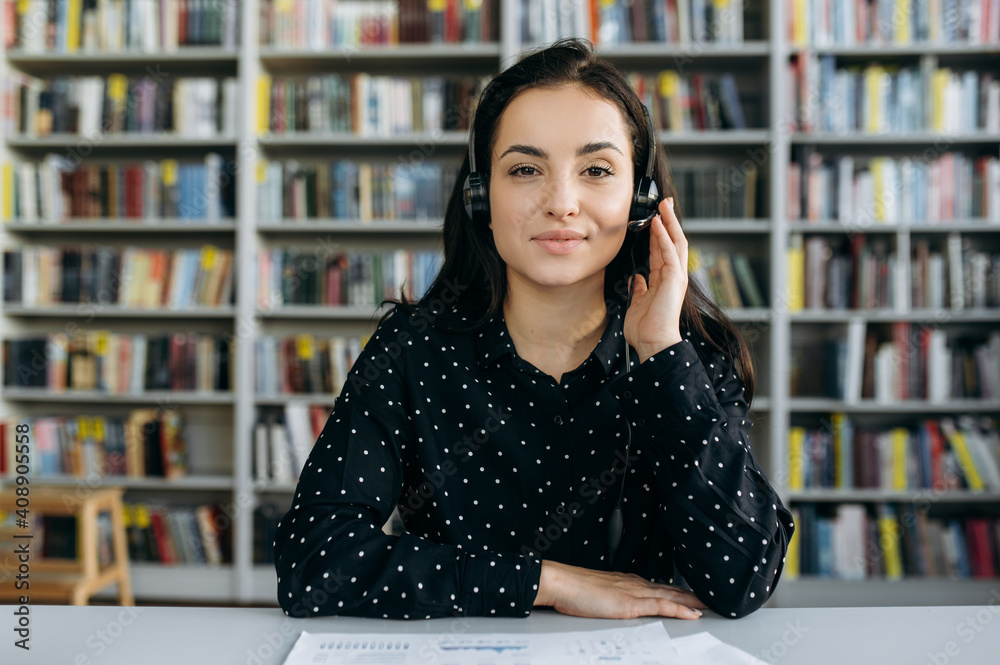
[629, 178, 659, 229]
[463, 125, 490, 224]
[627, 104, 661, 232]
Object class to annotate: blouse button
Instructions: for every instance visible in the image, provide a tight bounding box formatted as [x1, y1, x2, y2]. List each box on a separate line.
[553, 415, 563, 425]
[623, 390, 633, 399]
[554, 504, 566, 516]
[636, 418, 646, 427]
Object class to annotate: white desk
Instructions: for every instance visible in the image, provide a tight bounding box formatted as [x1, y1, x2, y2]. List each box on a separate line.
[4, 604, 1000, 664]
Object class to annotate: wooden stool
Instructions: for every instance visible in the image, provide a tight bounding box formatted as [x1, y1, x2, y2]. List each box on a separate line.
[0, 486, 133, 605]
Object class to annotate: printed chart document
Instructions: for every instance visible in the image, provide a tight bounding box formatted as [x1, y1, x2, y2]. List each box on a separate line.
[281, 622, 684, 665]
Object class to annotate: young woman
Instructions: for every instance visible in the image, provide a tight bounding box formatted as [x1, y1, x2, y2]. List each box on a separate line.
[274, 38, 793, 621]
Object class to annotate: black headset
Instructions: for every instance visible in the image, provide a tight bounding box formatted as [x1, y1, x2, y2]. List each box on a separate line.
[462, 102, 661, 230]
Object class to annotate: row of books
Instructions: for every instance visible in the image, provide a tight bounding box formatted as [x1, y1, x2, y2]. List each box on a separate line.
[0, 409, 188, 479]
[255, 334, 364, 397]
[253, 403, 330, 484]
[788, 55, 1000, 134]
[788, 0, 1000, 46]
[787, 503, 1000, 580]
[791, 324, 1000, 403]
[787, 415, 1000, 491]
[910, 236, 1000, 310]
[0, 500, 232, 565]
[122, 502, 230, 565]
[517, 0, 744, 46]
[671, 163, 758, 218]
[787, 233, 896, 311]
[1, 332, 233, 392]
[788, 150, 1000, 224]
[255, 158, 759, 223]
[254, 503, 283, 563]
[260, 0, 497, 47]
[0, 512, 97, 561]
[633, 71, 750, 132]
[870, 328, 999, 403]
[4, 0, 240, 52]
[789, 233, 1000, 312]
[256, 159, 458, 222]
[2, 154, 236, 222]
[688, 248, 766, 309]
[256, 248, 442, 308]
[5, 74, 239, 137]
[256, 73, 486, 135]
[3, 245, 235, 308]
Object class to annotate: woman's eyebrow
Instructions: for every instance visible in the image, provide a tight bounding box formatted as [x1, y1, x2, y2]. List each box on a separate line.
[497, 141, 625, 161]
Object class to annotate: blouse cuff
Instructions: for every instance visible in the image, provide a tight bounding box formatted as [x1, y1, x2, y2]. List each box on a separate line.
[610, 340, 728, 441]
[458, 551, 542, 617]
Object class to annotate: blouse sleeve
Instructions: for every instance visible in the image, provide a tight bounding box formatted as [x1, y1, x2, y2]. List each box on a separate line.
[272, 314, 542, 619]
[608, 333, 794, 618]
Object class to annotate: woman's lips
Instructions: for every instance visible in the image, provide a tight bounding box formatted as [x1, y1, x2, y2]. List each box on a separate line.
[533, 237, 584, 254]
[533, 230, 585, 254]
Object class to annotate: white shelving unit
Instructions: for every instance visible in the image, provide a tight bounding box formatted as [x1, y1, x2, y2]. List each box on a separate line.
[0, 2, 247, 603]
[2, 0, 998, 609]
[768, 2, 1000, 608]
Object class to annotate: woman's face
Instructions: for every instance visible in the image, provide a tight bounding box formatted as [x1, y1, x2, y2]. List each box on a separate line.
[488, 85, 634, 295]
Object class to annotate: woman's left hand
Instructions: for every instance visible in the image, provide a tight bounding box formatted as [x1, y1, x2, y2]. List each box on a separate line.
[623, 197, 689, 363]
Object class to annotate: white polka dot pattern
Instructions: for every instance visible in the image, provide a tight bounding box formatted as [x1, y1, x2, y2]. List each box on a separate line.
[273, 307, 794, 619]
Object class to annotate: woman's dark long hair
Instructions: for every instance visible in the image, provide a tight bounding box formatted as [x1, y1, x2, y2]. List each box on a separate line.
[391, 37, 755, 401]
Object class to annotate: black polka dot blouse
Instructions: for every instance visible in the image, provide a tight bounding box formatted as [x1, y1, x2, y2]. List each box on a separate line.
[273, 304, 794, 620]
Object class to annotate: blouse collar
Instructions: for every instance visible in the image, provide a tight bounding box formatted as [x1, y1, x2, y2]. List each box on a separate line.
[474, 304, 626, 377]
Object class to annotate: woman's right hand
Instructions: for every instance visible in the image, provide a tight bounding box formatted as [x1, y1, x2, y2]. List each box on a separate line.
[532, 560, 706, 620]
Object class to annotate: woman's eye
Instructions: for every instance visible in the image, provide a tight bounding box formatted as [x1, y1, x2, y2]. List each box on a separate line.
[586, 166, 612, 177]
[508, 164, 613, 178]
[509, 165, 537, 177]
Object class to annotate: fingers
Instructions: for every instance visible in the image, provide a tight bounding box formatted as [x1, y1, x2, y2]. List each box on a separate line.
[545, 562, 708, 621]
[661, 197, 688, 274]
[628, 581, 709, 610]
[630, 596, 703, 620]
[647, 212, 665, 280]
[665, 589, 709, 610]
[614, 575, 708, 614]
[635, 585, 708, 608]
[629, 273, 648, 301]
[681, 594, 709, 610]
[648, 198, 685, 286]
[628, 581, 705, 619]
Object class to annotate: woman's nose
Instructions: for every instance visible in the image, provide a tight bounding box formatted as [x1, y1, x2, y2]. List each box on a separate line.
[541, 175, 581, 220]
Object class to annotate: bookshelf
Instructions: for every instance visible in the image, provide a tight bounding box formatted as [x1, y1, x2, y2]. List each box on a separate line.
[1, 0, 998, 609]
[0, 0, 244, 603]
[778, 0, 1000, 606]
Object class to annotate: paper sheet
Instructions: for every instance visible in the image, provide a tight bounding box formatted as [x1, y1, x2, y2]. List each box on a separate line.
[672, 632, 769, 665]
[281, 622, 684, 665]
